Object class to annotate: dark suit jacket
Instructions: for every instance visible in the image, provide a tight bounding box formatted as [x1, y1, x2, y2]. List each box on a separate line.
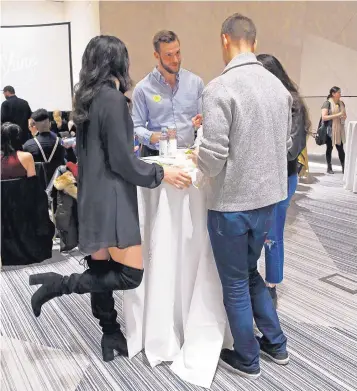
[1, 95, 32, 143]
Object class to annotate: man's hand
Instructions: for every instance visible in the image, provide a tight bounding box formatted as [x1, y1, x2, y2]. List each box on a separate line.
[150, 132, 161, 144]
[134, 145, 139, 153]
[163, 167, 192, 189]
[192, 114, 203, 129]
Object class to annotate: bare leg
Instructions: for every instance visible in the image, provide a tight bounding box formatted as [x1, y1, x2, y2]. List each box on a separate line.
[108, 245, 143, 270]
[91, 248, 110, 260]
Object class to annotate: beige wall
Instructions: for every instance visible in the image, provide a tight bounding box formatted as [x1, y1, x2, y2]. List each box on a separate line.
[100, 1, 357, 156]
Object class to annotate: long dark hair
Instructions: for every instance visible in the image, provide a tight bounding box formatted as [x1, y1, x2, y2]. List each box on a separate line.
[327, 86, 341, 100]
[73, 35, 132, 126]
[1, 122, 23, 157]
[257, 54, 311, 134]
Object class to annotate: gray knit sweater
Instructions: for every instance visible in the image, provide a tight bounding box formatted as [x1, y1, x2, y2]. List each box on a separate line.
[198, 53, 293, 212]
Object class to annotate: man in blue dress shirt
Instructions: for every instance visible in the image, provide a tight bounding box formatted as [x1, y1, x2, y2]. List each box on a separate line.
[132, 30, 204, 156]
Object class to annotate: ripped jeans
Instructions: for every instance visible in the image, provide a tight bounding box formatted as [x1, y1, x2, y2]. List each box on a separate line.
[208, 205, 287, 371]
[264, 174, 298, 284]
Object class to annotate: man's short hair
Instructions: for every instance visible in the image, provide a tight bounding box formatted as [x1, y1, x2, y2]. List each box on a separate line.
[221, 14, 256, 45]
[153, 30, 179, 52]
[3, 85, 15, 94]
[31, 109, 49, 123]
[31, 109, 50, 132]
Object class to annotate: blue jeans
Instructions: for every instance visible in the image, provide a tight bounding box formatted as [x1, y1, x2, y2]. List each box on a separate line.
[264, 174, 298, 284]
[208, 205, 287, 372]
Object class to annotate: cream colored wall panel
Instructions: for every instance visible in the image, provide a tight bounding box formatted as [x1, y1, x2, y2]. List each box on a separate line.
[300, 34, 357, 96]
[305, 2, 357, 51]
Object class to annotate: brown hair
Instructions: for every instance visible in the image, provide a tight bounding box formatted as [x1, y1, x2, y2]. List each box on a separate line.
[153, 30, 179, 52]
[221, 13, 256, 45]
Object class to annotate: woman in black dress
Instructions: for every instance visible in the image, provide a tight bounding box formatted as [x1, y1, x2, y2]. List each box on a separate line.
[29, 35, 191, 362]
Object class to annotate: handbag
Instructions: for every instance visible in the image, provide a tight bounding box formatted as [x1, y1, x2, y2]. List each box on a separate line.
[315, 102, 331, 146]
[315, 118, 328, 145]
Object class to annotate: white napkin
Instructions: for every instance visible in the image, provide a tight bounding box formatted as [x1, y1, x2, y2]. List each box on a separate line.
[194, 126, 203, 148]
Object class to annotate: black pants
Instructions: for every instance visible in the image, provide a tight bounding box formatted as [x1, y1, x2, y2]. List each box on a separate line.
[326, 135, 345, 167]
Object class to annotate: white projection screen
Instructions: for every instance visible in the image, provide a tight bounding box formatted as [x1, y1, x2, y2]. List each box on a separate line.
[1, 23, 73, 111]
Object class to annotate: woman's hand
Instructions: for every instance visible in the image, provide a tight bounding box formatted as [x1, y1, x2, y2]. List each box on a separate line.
[187, 149, 198, 165]
[163, 167, 192, 189]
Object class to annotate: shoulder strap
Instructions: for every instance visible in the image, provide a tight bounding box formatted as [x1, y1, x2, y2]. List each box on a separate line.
[34, 136, 60, 163]
[47, 137, 59, 163]
[34, 137, 48, 162]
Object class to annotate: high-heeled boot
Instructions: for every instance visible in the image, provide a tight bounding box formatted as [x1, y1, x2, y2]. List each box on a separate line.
[86, 256, 128, 361]
[29, 261, 143, 317]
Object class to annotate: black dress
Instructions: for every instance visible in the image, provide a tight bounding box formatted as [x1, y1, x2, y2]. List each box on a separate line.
[76, 85, 163, 254]
[50, 119, 69, 136]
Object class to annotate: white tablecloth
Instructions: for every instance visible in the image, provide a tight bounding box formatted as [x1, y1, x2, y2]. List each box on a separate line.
[343, 121, 357, 193]
[123, 184, 232, 388]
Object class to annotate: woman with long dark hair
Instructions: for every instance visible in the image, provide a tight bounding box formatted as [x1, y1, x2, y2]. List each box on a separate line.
[1, 122, 36, 179]
[29, 36, 191, 362]
[321, 86, 346, 174]
[257, 54, 311, 307]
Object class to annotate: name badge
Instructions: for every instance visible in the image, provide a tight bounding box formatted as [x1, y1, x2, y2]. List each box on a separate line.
[153, 95, 162, 103]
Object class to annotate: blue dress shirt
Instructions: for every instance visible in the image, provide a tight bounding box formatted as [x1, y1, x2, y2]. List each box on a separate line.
[132, 67, 204, 149]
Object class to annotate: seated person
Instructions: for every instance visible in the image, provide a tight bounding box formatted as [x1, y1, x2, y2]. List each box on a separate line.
[68, 119, 77, 137]
[24, 109, 65, 184]
[50, 110, 69, 136]
[62, 137, 77, 163]
[1, 122, 36, 180]
[1, 121, 54, 266]
[28, 118, 38, 137]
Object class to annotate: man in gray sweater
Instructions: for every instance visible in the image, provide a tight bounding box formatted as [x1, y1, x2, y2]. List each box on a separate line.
[196, 14, 292, 379]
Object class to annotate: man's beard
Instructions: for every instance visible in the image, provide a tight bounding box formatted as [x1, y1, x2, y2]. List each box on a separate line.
[160, 57, 181, 75]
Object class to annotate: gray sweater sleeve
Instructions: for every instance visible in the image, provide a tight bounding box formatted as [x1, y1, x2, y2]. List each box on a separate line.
[198, 82, 232, 178]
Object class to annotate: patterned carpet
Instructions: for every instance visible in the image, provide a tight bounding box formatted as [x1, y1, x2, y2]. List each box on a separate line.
[1, 163, 357, 391]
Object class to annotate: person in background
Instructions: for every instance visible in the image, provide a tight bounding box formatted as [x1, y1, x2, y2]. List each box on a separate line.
[28, 35, 191, 363]
[257, 54, 311, 307]
[192, 13, 291, 379]
[321, 86, 346, 174]
[23, 109, 65, 181]
[28, 118, 38, 137]
[1, 86, 32, 144]
[132, 30, 204, 156]
[51, 110, 69, 136]
[1, 122, 36, 180]
[68, 116, 77, 137]
[63, 113, 77, 163]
